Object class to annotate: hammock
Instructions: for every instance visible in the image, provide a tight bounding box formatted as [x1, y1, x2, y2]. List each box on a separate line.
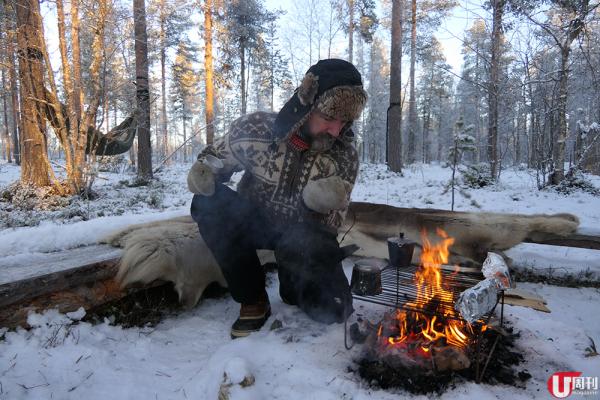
[43, 90, 139, 156]
[85, 111, 139, 156]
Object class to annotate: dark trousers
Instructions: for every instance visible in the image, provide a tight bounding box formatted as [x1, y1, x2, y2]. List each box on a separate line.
[190, 184, 353, 324]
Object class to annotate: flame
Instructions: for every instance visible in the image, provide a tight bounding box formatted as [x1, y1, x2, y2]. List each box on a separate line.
[377, 228, 477, 354]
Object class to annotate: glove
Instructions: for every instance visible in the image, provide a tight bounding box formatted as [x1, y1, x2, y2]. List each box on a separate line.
[187, 155, 223, 196]
[302, 176, 352, 214]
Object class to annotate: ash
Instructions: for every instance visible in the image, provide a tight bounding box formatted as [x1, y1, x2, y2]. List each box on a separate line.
[352, 324, 531, 395]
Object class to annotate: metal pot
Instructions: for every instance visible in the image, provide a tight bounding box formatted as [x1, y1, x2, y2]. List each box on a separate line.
[350, 259, 383, 296]
[387, 232, 415, 268]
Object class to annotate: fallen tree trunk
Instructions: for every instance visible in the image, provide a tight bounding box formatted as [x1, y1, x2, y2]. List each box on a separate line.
[0, 246, 122, 329]
[522, 231, 600, 250]
[1, 203, 596, 330]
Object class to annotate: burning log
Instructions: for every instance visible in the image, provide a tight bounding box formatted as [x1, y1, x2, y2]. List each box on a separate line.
[355, 323, 529, 394]
[360, 311, 473, 374]
[352, 229, 531, 394]
[432, 346, 471, 372]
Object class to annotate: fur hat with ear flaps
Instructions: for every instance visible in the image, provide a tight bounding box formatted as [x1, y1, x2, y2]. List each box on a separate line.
[273, 59, 367, 139]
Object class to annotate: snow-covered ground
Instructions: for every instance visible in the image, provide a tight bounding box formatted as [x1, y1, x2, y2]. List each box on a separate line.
[1, 161, 599, 399]
[2, 161, 599, 278]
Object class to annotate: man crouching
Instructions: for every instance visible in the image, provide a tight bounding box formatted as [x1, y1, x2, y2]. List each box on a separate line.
[187, 59, 367, 338]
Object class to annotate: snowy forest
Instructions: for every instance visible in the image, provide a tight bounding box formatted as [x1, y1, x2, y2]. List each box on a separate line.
[1, 1, 600, 399]
[1, 0, 600, 193]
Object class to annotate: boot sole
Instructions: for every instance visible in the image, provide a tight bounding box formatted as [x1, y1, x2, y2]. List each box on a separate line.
[230, 308, 272, 339]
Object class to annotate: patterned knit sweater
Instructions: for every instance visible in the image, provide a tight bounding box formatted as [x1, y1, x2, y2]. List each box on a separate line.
[197, 111, 359, 232]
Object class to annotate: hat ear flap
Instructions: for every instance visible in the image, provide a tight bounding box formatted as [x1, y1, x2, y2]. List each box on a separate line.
[297, 72, 319, 106]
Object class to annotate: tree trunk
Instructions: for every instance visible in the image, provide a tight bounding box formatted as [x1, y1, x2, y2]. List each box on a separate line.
[71, 0, 82, 126]
[182, 116, 187, 163]
[387, 0, 403, 173]
[436, 96, 445, 162]
[56, 0, 75, 180]
[348, 0, 354, 63]
[487, 0, 503, 180]
[55, 0, 108, 193]
[551, 6, 587, 185]
[422, 87, 432, 164]
[14, 0, 51, 186]
[160, 2, 168, 158]
[407, 0, 417, 164]
[9, 50, 20, 166]
[1, 48, 11, 162]
[551, 47, 569, 184]
[240, 42, 246, 115]
[515, 100, 523, 165]
[3, 0, 20, 165]
[133, 0, 153, 181]
[204, 0, 215, 145]
[64, 0, 86, 192]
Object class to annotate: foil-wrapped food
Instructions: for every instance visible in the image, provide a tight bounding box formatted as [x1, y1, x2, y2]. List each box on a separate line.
[455, 278, 500, 324]
[482, 252, 512, 289]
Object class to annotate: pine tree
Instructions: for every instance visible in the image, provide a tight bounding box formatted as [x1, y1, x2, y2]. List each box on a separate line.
[456, 19, 490, 164]
[487, 0, 505, 180]
[387, 0, 403, 173]
[3, 0, 20, 165]
[417, 37, 453, 163]
[134, 0, 153, 181]
[406, 0, 456, 164]
[147, 0, 192, 158]
[216, 0, 274, 115]
[14, 0, 52, 187]
[203, 0, 215, 145]
[170, 41, 200, 162]
[448, 117, 476, 210]
[365, 37, 389, 163]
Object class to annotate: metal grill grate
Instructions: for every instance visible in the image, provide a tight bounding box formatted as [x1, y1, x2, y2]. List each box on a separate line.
[352, 264, 485, 320]
[346, 262, 506, 383]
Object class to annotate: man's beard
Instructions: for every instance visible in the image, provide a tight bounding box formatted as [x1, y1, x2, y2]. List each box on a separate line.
[299, 124, 336, 152]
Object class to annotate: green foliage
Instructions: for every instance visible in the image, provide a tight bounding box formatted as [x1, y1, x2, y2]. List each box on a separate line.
[461, 163, 495, 188]
[170, 40, 200, 120]
[448, 122, 476, 163]
[552, 171, 600, 195]
[447, 117, 476, 210]
[215, 0, 276, 79]
[147, 0, 193, 58]
[356, 0, 379, 43]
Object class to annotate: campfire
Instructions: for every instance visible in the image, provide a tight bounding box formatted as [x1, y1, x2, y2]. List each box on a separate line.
[370, 229, 479, 372]
[350, 229, 530, 394]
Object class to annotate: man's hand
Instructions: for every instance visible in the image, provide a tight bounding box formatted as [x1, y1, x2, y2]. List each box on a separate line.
[187, 155, 224, 196]
[302, 176, 352, 214]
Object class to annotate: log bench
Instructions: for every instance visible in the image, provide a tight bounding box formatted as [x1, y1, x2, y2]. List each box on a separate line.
[0, 246, 123, 329]
[1, 225, 599, 330]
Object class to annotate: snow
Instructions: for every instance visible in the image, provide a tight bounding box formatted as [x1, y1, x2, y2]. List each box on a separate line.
[1, 161, 599, 399]
[1, 277, 598, 399]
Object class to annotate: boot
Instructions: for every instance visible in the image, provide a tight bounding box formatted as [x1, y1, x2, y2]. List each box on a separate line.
[230, 291, 271, 339]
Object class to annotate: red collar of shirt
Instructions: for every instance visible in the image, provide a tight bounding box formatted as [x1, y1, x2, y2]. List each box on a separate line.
[287, 132, 310, 151]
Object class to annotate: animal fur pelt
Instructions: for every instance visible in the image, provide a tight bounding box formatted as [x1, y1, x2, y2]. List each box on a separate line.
[101, 203, 579, 308]
[100, 216, 227, 308]
[340, 203, 580, 264]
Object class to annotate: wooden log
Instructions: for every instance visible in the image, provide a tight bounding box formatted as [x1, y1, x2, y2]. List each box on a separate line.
[1, 204, 599, 329]
[0, 246, 123, 329]
[0, 272, 122, 329]
[523, 231, 600, 250]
